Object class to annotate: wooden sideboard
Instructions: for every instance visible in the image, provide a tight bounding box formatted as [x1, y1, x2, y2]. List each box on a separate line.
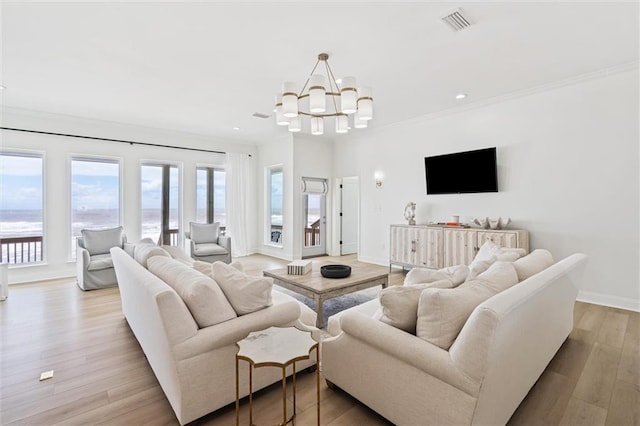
[390, 224, 529, 270]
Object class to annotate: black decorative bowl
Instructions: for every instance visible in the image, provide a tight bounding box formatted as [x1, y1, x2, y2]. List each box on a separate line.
[320, 264, 352, 279]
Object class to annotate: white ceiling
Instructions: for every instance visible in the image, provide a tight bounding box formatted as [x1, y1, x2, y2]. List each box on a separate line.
[1, 1, 638, 145]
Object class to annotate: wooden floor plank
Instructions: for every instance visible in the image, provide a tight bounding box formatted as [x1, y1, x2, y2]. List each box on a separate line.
[605, 379, 640, 426]
[573, 343, 621, 409]
[559, 397, 607, 426]
[596, 310, 629, 349]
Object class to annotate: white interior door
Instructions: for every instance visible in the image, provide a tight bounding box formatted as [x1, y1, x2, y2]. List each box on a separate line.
[340, 177, 359, 255]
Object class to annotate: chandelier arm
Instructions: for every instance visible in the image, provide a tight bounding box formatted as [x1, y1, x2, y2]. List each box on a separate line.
[324, 60, 341, 114]
[299, 59, 321, 96]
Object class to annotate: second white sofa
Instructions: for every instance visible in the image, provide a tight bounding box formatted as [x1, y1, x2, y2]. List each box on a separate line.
[323, 250, 588, 425]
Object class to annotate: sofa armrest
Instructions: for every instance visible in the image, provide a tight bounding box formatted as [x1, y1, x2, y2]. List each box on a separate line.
[335, 311, 479, 395]
[172, 299, 302, 361]
[217, 235, 231, 252]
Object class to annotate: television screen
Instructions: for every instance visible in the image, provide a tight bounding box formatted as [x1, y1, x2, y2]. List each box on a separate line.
[425, 147, 498, 194]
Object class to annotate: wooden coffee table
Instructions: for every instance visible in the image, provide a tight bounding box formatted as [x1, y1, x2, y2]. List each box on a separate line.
[263, 260, 388, 328]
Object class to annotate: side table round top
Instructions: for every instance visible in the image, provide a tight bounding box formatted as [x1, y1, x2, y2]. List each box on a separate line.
[237, 326, 317, 366]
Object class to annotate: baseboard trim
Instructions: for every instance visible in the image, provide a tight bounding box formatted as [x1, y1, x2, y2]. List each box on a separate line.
[577, 290, 640, 313]
[356, 255, 389, 267]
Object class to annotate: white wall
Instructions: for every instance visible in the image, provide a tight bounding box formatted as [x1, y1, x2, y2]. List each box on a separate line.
[334, 68, 640, 311]
[255, 133, 334, 260]
[1, 108, 256, 283]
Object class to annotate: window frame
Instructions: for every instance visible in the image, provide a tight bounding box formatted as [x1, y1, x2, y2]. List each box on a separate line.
[196, 164, 226, 231]
[265, 164, 284, 247]
[140, 160, 182, 246]
[68, 155, 122, 260]
[0, 149, 46, 265]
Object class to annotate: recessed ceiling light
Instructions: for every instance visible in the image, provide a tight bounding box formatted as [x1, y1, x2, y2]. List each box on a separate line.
[233, 127, 240, 131]
[455, 93, 467, 100]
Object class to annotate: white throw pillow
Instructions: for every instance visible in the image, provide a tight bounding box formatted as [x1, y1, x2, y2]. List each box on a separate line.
[466, 258, 495, 281]
[211, 261, 273, 315]
[474, 240, 503, 263]
[416, 261, 519, 350]
[513, 249, 555, 281]
[134, 243, 171, 268]
[404, 265, 469, 288]
[193, 260, 244, 278]
[147, 256, 237, 327]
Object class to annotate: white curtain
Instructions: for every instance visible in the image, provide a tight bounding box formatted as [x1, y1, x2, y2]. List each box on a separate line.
[225, 152, 254, 257]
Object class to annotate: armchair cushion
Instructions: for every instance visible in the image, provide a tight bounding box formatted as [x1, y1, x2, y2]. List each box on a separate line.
[81, 226, 126, 256]
[86, 253, 114, 271]
[189, 222, 220, 244]
[211, 261, 273, 315]
[193, 243, 228, 256]
[147, 256, 237, 328]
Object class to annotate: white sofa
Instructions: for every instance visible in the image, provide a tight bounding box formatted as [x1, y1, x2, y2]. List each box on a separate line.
[322, 251, 588, 425]
[110, 246, 317, 425]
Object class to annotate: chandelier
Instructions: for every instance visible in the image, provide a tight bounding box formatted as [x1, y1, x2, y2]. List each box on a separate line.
[274, 53, 373, 135]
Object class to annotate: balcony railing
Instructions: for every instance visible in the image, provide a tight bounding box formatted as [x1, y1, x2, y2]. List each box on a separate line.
[304, 219, 321, 247]
[1, 236, 43, 264]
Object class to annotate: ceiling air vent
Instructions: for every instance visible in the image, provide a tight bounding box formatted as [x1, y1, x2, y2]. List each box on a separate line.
[441, 9, 472, 32]
[252, 112, 270, 119]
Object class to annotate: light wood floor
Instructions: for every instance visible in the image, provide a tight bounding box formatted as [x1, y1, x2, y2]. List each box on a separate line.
[1, 254, 638, 425]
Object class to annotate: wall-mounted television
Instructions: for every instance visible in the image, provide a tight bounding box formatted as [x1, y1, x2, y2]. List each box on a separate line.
[424, 147, 498, 194]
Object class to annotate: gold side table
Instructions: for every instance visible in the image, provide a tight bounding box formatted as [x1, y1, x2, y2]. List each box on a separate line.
[235, 326, 320, 426]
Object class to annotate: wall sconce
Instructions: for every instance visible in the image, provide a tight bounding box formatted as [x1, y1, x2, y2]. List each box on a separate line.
[374, 171, 383, 188]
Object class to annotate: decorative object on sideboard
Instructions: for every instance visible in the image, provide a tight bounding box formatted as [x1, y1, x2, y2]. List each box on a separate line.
[404, 202, 416, 225]
[450, 215, 460, 224]
[374, 171, 383, 188]
[320, 264, 352, 279]
[473, 216, 511, 229]
[275, 53, 373, 135]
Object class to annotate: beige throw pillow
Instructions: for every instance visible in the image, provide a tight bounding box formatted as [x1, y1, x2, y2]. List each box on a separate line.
[134, 243, 172, 268]
[416, 261, 519, 350]
[211, 261, 273, 315]
[147, 256, 236, 328]
[378, 283, 445, 334]
[513, 249, 554, 281]
[404, 265, 469, 288]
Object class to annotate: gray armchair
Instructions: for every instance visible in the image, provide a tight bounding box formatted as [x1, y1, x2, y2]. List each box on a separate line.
[185, 222, 231, 264]
[76, 226, 127, 290]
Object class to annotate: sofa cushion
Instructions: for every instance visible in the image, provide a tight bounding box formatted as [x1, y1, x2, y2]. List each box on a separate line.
[404, 265, 469, 288]
[161, 245, 194, 266]
[147, 256, 237, 328]
[193, 243, 228, 256]
[134, 243, 171, 268]
[416, 261, 519, 350]
[190, 222, 220, 244]
[513, 249, 555, 281]
[193, 260, 243, 277]
[87, 253, 114, 271]
[378, 282, 448, 333]
[465, 242, 525, 282]
[82, 226, 125, 256]
[211, 261, 273, 315]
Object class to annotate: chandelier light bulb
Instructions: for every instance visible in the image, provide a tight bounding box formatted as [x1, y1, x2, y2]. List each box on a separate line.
[309, 74, 326, 113]
[335, 114, 349, 133]
[353, 110, 368, 129]
[288, 115, 302, 132]
[282, 81, 299, 118]
[311, 116, 324, 135]
[357, 86, 373, 121]
[274, 94, 289, 126]
[340, 76, 357, 114]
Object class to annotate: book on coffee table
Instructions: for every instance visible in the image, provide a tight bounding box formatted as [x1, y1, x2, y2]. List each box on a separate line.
[287, 260, 312, 275]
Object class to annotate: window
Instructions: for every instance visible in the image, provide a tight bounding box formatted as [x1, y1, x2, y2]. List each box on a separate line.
[141, 163, 180, 245]
[0, 152, 44, 264]
[70, 157, 121, 258]
[267, 166, 283, 246]
[196, 166, 226, 230]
